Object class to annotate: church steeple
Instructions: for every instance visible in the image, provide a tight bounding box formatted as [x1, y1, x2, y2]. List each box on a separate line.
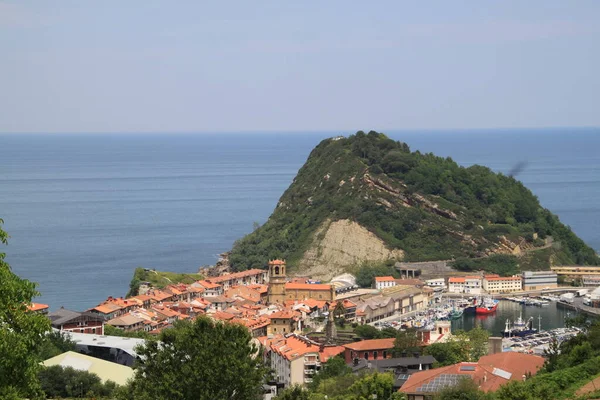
[267, 259, 286, 304]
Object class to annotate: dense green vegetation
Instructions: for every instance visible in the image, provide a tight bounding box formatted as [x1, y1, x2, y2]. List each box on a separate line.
[229, 131, 599, 275]
[276, 362, 407, 400]
[127, 267, 204, 296]
[117, 316, 266, 400]
[104, 324, 152, 339]
[38, 365, 118, 399]
[0, 220, 52, 399]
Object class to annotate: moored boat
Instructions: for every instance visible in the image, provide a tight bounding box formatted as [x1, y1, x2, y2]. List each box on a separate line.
[475, 299, 499, 314]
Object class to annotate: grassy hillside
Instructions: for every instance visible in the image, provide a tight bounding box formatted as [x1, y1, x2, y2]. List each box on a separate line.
[229, 131, 599, 275]
[127, 268, 204, 297]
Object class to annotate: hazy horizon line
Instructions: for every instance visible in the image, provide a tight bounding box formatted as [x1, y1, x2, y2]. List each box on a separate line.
[1, 126, 599, 136]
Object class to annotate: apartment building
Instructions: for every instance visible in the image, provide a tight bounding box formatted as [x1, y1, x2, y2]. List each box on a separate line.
[483, 275, 523, 294]
[465, 276, 482, 294]
[266, 335, 344, 387]
[448, 276, 482, 294]
[205, 268, 269, 290]
[448, 277, 466, 293]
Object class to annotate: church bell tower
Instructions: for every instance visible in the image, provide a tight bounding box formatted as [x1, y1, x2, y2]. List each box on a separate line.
[267, 259, 287, 304]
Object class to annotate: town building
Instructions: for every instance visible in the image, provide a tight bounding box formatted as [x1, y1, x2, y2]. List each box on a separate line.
[483, 275, 523, 294]
[522, 271, 558, 291]
[399, 352, 544, 399]
[351, 356, 437, 390]
[205, 268, 269, 290]
[264, 334, 344, 387]
[448, 277, 466, 293]
[266, 260, 335, 304]
[465, 276, 482, 294]
[48, 308, 105, 335]
[383, 286, 427, 314]
[448, 276, 482, 294]
[343, 338, 396, 363]
[355, 296, 395, 324]
[582, 275, 600, 287]
[551, 266, 600, 278]
[107, 314, 146, 332]
[193, 280, 224, 297]
[267, 310, 297, 335]
[424, 278, 445, 290]
[375, 276, 397, 290]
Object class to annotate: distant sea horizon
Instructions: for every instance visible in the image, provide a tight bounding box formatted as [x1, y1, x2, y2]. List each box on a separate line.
[1, 128, 599, 310]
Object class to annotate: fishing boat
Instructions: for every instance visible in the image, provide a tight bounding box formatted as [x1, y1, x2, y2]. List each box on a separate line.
[448, 308, 464, 320]
[475, 298, 499, 314]
[501, 313, 537, 337]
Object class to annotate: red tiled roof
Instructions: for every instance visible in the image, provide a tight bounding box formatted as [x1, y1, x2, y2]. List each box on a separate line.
[343, 338, 395, 352]
[285, 283, 332, 291]
[448, 277, 465, 283]
[196, 280, 222, 289]
[28, 303, 49, 312]
[207, 269, 266, 284]
[375, 276, 395, 282]
[268, 310, 295, 319]
[269, 259, 286, 265]
[319, 346, 345, 362]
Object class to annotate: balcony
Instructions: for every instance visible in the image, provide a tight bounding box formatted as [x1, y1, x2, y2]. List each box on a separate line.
[304, 369, 316, 375]
[304, 378, 313, 384]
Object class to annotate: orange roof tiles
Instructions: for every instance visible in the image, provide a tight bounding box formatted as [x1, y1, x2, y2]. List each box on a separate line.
[269, 259, 286, 265]
[343, 338, 395, 352]
[268, 310, 295, 319]
[375, 276, 396, 282]
[211, 311, 236, 321]
[28, 303, 49, 312]
[448, 277, 466, 283]
[270, 335, 320, 361]
[319, 346, 345, 362]
[207, 269, 266, 283]
[284, 283, 332, 291]
[196, 280, 222, 289]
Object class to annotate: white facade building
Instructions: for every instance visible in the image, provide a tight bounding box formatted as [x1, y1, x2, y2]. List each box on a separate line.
[425, 278, 446, 289]
[375, 276, 397, 290]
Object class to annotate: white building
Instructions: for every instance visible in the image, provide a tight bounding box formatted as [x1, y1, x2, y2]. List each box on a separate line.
[465, 276, 482, 295]
[448, 276, 482, 294]
[448, 277, 465, 293]
[375, 276, 397, 290]
[425, 278, 446, 289]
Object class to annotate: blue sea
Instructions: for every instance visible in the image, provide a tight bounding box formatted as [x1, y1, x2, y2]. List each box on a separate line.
[1, 129, 599, 310]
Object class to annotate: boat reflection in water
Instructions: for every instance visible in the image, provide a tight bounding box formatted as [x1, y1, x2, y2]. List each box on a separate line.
[451, 299, 570, 334]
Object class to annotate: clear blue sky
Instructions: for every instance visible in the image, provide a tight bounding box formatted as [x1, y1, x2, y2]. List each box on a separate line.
[1, 1, 599, 133]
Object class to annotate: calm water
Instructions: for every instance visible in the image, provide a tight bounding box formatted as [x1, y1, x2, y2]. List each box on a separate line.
[451, 300, 572, 334]
[1, 129, 599, 310]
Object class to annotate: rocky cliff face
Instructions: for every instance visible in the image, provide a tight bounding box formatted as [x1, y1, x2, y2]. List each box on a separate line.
[228, 131, 600, 275]
[298, 219, 405, 279]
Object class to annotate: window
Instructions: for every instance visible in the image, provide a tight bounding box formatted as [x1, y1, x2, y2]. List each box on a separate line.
[364, 352, 369, 360]
[383, 351, 387, 359]
[373, 351, 378, 359]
